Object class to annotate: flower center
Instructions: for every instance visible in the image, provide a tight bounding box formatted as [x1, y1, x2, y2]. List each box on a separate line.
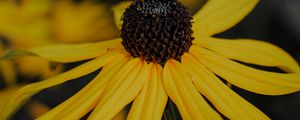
[121, 0, 194, 66]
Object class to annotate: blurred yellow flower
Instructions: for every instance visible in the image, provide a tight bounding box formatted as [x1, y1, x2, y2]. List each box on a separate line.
[0, 0, 120, 118]
[0, 0, 120, 80]
[52, 1, 120, 43]
[0, 44, 16, 86]
[0, 0, 58, 80]
[1, 0, 300, 120]
[0, 0, 53, 47]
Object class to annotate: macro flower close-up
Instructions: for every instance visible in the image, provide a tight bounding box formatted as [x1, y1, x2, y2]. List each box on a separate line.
[1, 0, 300, 119]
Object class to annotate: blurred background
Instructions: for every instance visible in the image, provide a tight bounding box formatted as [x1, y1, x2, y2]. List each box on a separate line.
[0, 0, 299, 120]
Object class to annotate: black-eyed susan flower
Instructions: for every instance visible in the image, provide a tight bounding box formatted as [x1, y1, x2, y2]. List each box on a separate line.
[2, 0, 300, 119]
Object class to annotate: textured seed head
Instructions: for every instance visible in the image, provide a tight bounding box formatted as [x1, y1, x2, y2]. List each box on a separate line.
[121, 0, 194, 66]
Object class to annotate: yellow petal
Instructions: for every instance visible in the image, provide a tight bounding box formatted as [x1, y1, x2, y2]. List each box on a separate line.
[88, 59, 148, 120]
[52, 1, 119, 43]
[194, 37, 300, 73]
[0, 60, 16, 86]
[0, 85, 24, 113]
[128, 63, 168, 120]
[111, 0, 207, 29]
[182, 53, 270, 120]
[190, 46, 300, 95]
[37, 54, 129, 120]
[37, 75, 101, 119]
[0, 51, 122, 120]
[163, 60, 221, 120]
[29, 39, 121, 63]
[193, 0, 259, 36]
[112, 1, 132, 30]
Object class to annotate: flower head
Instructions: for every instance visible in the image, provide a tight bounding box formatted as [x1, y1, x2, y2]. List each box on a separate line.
[1, 0, 300, 119]
[121, 0, 194, 65]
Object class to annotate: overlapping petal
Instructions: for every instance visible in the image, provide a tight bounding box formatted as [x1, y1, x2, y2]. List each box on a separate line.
[88, 59, 149, 119]
[193, 0, 259, 37]
[190, 46, 300, 95]
[128, 63, 168, 120]
[182, 53, 270, 120]
[0, 85, 24, 112]
[163, 60, 222, 120]
[0, 51, 124, 119]
[194, 37, 300, 73]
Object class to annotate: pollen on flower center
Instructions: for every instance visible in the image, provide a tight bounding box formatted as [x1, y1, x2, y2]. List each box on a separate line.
[121, 0, 194, 66]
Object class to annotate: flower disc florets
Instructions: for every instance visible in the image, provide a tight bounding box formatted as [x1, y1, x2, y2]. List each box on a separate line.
[121, 0, 194, 66]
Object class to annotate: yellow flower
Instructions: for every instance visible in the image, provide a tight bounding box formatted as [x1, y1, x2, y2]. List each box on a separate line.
[0, 0, 59, 80]
[0, 1, 120, 118]
[51, 1, 120, 43]
[2, 0, 300, 119]
[180, 0, 207, 13]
